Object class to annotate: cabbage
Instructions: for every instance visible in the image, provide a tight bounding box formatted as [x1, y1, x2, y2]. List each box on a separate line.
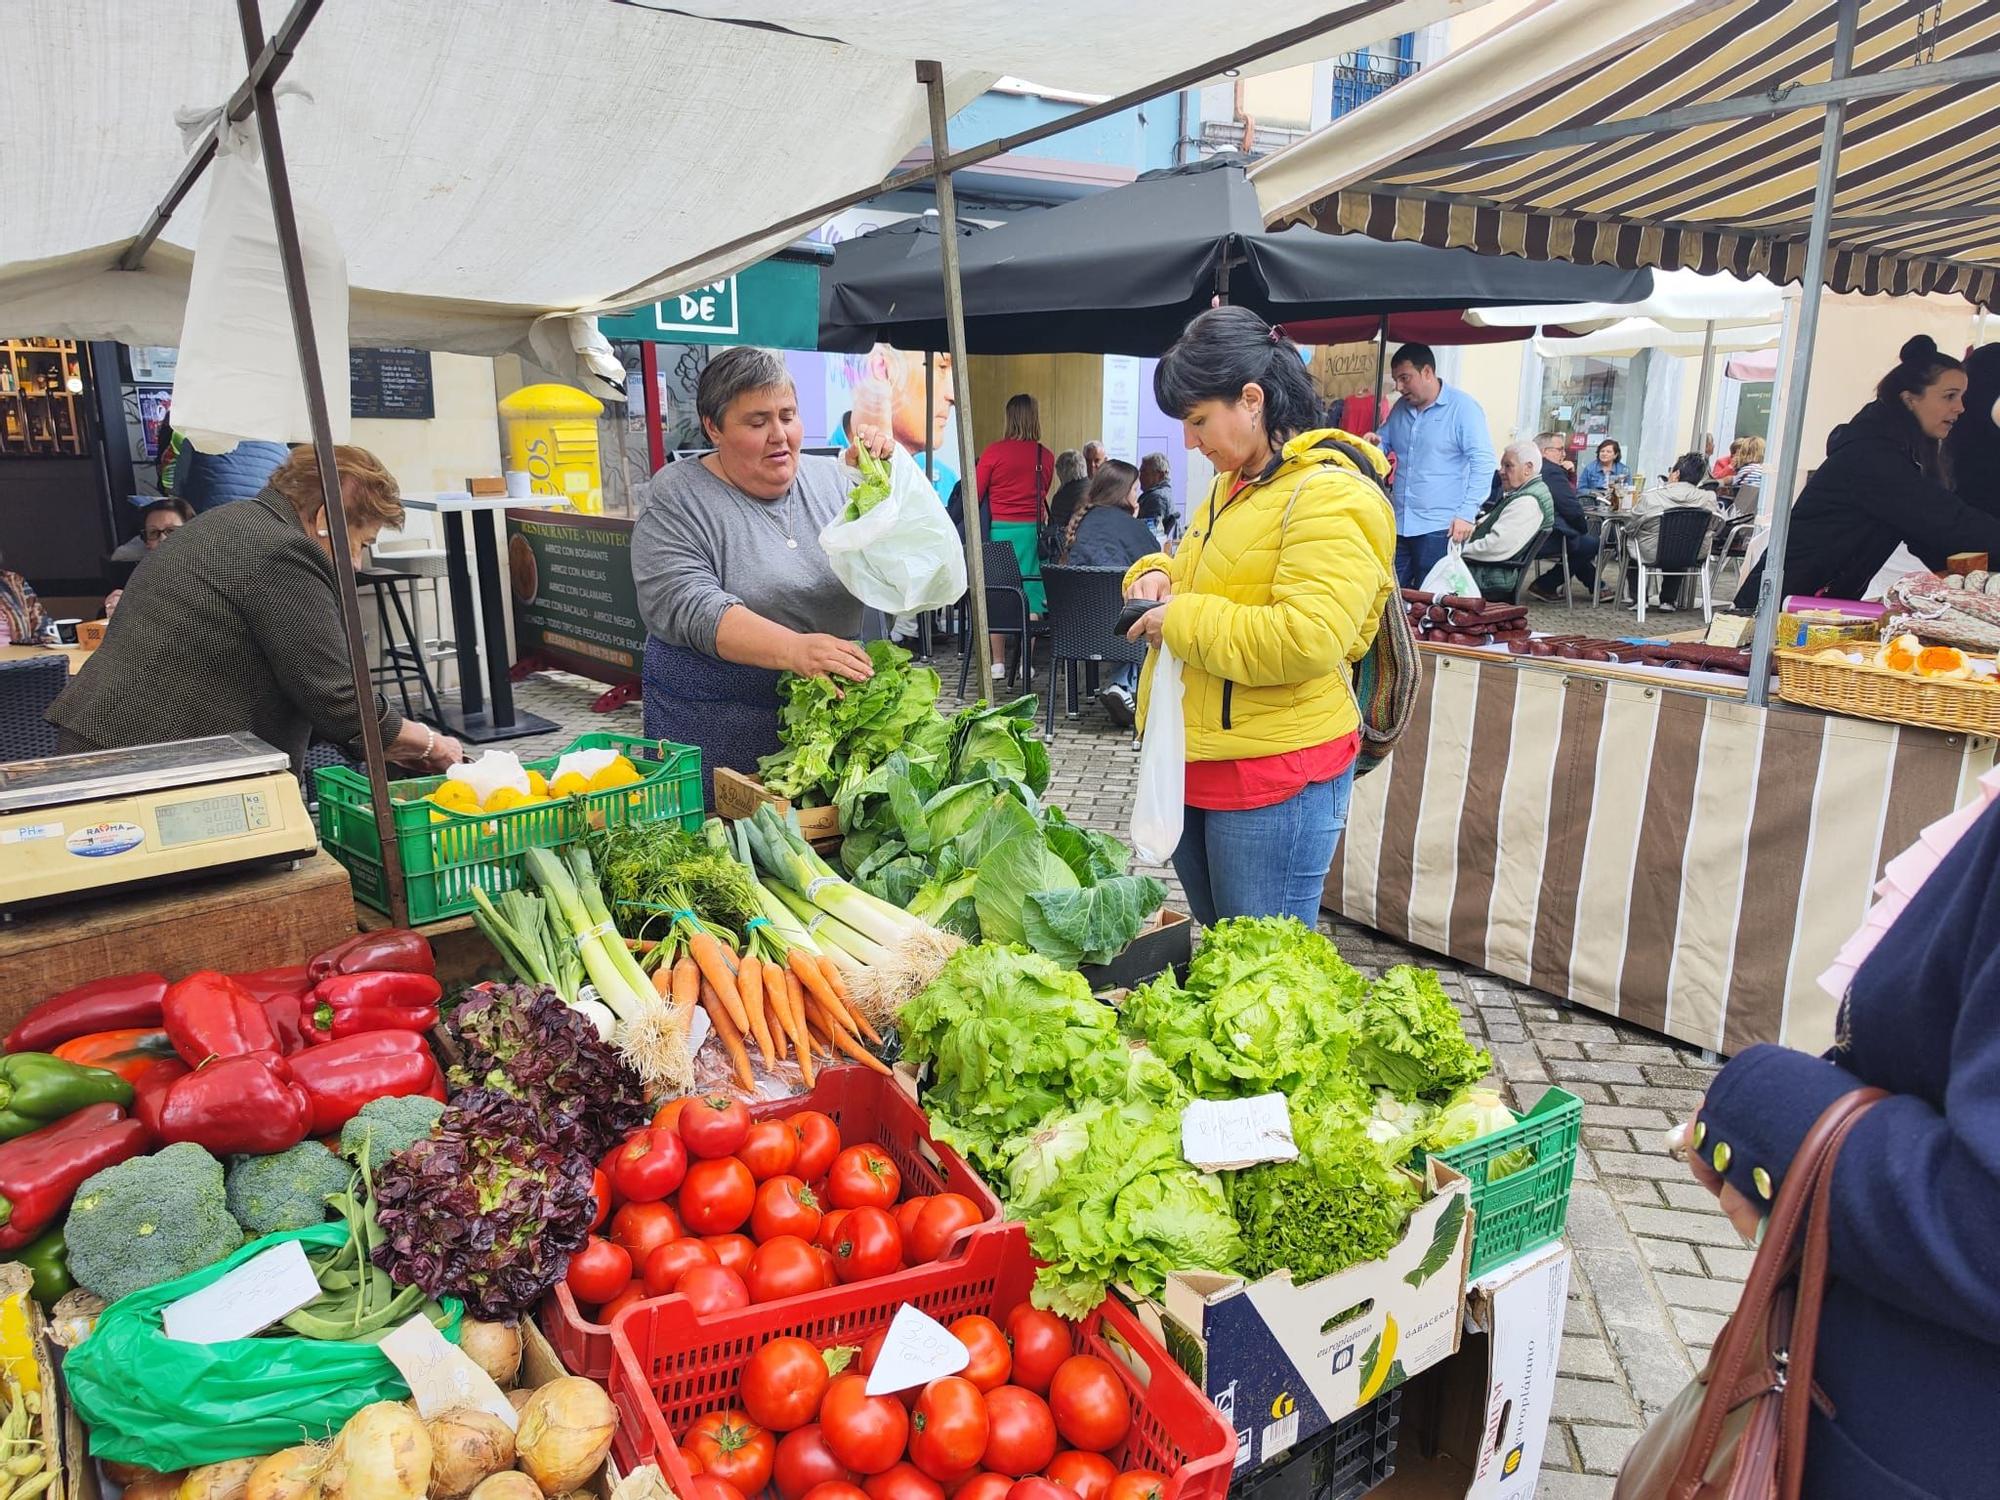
[1426, 1088, 1517, 1151]
[1364, 1089, 1437, 1167]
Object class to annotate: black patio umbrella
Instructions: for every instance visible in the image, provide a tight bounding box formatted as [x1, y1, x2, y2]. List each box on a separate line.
[819, 157, 1653, 356]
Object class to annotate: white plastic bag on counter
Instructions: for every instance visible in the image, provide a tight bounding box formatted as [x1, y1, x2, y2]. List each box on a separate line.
[820, 445, 968, 614]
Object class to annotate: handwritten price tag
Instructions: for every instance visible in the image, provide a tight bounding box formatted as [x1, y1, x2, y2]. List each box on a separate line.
[162, 1239, 321, 1344]
[379, 1314, 519, 1430]
[865, 1304, 969, 1395]
[1181, 1094, 1298, 1171]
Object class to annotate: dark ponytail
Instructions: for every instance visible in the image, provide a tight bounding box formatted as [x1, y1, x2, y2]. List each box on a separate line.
[1060, 460, 1138, 563]
[1876, 334, 1964, 404]
[1153, 306, 1321, 444]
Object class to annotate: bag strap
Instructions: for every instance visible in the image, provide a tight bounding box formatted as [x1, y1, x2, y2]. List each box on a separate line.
[1670, 1088, 1885, 1498]
[1036, 449, 1048, 529]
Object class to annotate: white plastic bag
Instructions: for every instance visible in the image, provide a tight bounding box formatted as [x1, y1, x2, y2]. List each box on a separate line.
[1419, 543, 1480, 598]
[1129, 645, 1186, 866]
[819, 446, 968, 614]
[171, 111, 350, 452]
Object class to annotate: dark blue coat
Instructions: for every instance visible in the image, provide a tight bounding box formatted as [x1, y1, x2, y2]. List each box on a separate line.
[1697, 799, 2000, 1500]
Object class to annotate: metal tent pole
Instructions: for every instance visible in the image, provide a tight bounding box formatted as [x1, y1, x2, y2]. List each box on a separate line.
[919, 61, 994, 691]
[1371, 312, 1390, 423]
[924, 353, 936, 480]
[641, 341, 666, 474]
[1689, 319, 1717, 453]
[236, 0, 407, 922]
[1746, 0, 1857, 705]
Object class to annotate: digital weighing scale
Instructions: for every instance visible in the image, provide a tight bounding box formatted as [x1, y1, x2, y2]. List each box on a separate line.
[0, 734, 319, 910]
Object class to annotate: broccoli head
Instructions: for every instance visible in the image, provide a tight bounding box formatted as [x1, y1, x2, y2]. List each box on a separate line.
[338, 1093, 446, 1167]
[225, 1140, 353, 1237]
[65, 1142, 244, 1304]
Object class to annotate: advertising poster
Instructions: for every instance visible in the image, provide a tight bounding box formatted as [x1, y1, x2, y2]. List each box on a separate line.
[823, 345, 960, 502]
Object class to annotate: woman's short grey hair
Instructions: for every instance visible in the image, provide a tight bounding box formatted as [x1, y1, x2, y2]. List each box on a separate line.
[1502, 439, 1541, 471]
[1054, 449, 1087, 485]
[696, 346, 795, 432]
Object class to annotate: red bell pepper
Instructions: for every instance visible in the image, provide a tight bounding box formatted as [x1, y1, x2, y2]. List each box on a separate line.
[5, 974, 168, 1055]
[258, 991, 311, 1055]
[150, 1055, 312, 1156]
[50, 1028, 180, 1085]
[161, 971, 281, 1069]
[131, 1058, 192, 1141]
[307, 929, 435, 982]
[228, 966, 314, 1003]
[286, 1031, 444, 1135]
[0, 1103, 154, 1250]
[304, 972, 443, 1045]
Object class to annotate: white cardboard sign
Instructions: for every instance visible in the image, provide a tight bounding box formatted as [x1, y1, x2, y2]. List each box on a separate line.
[162, 1239, 321, 1344]
[864, 1304, 969, 1395]
[379, 1313, 520, 1430]
[1181, 1094, 1298, 1171]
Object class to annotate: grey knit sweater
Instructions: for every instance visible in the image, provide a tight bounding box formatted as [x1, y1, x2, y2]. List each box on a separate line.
[47, 490, 402, 771]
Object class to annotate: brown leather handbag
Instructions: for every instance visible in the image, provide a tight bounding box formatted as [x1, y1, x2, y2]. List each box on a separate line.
[1615, 1087, 1886, 1500]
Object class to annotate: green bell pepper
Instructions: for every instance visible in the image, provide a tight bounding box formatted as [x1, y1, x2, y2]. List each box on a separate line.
[13, 1226, 70, 1307]
[0, 1054, 133, 1140]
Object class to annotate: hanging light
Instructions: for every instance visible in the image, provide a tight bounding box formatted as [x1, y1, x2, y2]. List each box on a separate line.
[64, 374, 83, 394]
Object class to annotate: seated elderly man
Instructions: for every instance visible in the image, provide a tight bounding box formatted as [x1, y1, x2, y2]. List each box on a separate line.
[1460, 440, 1554, 597]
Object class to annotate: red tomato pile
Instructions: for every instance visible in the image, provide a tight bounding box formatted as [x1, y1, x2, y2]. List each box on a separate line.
[676, 1306, 1170, 1500]
[564, 1096, 990, 1322]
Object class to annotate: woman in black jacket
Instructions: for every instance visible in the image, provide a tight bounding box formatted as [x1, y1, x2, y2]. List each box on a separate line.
[1945, 341, 2000, 521]
[1734, 336, 2000, 606]
[1059, 460, 1154, 724]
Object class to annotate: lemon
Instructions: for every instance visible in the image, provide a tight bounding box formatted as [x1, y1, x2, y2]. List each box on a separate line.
[484, 786, 531, 813]
[429, 781, 480, 815]
[589, 762, 643, 791]
[551, 771, 590, 798]
[526, 769, 550, 796]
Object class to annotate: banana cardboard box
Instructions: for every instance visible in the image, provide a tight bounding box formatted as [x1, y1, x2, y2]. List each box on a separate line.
[1124, 1159, 1472, 1467]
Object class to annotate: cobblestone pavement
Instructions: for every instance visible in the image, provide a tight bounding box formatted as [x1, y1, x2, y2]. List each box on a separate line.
[489, 656, 1742, 1498]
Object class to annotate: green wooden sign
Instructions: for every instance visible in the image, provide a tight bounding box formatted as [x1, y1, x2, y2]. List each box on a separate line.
[598, 259, 820, 350]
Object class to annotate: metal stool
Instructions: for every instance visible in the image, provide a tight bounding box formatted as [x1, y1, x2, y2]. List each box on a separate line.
[357, 567, 445, 723]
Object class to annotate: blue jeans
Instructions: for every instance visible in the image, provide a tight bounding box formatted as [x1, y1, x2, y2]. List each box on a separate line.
[1171, 766, 1354, 927]
[1396, 529, 1453, 589]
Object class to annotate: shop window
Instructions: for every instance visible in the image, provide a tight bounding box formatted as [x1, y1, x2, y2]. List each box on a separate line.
[1539, 354, 1646, 466]
[0, 340, 90, 458]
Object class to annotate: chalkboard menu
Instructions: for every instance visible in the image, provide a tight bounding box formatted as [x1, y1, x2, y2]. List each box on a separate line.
[349, 347, 435, 419]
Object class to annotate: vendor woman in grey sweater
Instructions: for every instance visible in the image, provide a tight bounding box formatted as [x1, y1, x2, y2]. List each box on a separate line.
[632, 346, 888, 780]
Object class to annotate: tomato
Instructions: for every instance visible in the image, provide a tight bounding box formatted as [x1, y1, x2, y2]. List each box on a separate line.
[598, 1279, 649, 1324]
[742, 1118, 801, 1180]
[791, 1110, 842, 1180]
[980, 1387, 1056, 1478]
[909, 1377, 990, 1483]
[679, 1265, 752, 1317]
[831, 1206, 903, 1283]
[643, 1237, 719, 1296]
[599, 1140, 625, 1189]
[867, 1463, 946, 1500]
[948, 1316, 1011, 1393]
[689, 1477, 746, 1500]
[910, 1194, 984, 1263]
[820, 1372, 912, 1475]
[705, 1233, 757, 1279]
[748, 1235, 829, 1304]
[828, 1145, 901, 1210]
[681, 1094, 754, 1159]
[613, 1125, 690, 1203]
[803, 1485, 873, 1500]
[776, 1425, 857, 1500]
[817, 1209, 853, 1252]
[1103, 1473, 1165, 1500]
[1005, 1307, 1074, 1395]
[754, 1176, 826, 1243]
[953, 1475, 1014, 1500]
[686, 1409, 777, 1495]
[1045, 1453, 1117, 1500]
[813, 1245, 838, 1287]
[681, 1157, 758, 1234]
[894, 1195, 932, 1242]
[564, 1235, 632, 1306]
[1048, 1357, 1131, 1453]
[611, 1201, 683, 1264]
[590, 1168, 612, 1230]
[1008, 1481, 1074, 1500]
[654, 1098, 690, 1132]
[744, 1336, 835, 1432]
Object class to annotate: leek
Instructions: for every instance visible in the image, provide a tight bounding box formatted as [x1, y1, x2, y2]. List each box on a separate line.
[745, 805, 923, 950]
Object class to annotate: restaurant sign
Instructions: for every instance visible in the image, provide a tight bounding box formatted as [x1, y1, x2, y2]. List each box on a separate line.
[504, 510, 646, 686]
[596, 258, 820, 351]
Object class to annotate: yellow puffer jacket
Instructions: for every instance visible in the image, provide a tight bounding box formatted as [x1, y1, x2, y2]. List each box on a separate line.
[1122, 429, 1395, 761]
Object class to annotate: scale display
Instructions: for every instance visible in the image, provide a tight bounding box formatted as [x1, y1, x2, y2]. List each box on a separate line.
[155, 793, 249, 849]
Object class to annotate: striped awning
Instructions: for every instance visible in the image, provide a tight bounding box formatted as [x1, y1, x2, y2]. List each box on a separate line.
[1251, 0, 2000, 310]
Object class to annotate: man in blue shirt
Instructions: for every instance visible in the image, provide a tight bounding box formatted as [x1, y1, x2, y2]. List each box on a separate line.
[1377, 344, 1497, 588]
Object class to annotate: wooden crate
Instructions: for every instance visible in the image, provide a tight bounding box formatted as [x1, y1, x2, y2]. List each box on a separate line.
[712, 766, 842, 842]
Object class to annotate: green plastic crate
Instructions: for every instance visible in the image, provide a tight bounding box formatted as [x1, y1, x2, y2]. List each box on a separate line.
[316, 732, 702, 921]
[1432, 1087, 1582, 1281]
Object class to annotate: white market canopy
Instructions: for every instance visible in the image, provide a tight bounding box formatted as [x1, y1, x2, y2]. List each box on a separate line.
[1470, 267, 1783, 334]
[1531, 317, 1780, 360]
[1, 0, 1490, 371]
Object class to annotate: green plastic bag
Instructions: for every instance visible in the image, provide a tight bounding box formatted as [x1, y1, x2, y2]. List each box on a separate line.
[64, 1223, 463, 1470]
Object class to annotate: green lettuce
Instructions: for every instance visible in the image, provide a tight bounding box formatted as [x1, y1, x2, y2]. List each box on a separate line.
[948, 696, 1051, 794]
[760, 641, 945, 803]
[1351, 966, 1493, 1100]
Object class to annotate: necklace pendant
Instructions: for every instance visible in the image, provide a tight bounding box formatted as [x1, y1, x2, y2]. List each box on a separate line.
[786, 536, 798, 548]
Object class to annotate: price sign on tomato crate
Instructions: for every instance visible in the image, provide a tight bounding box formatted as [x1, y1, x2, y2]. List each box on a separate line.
[866, 1304, 970, 1394]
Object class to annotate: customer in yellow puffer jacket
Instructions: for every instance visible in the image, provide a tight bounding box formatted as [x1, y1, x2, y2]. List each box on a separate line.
[1122, 307, 1395, 925]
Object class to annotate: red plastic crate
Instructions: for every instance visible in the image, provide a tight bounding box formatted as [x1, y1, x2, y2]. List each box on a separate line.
[540, 1065, 1007, 1379]
[606, 1224, 1238, 1500]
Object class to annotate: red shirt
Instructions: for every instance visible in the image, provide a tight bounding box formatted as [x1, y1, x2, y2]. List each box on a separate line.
[1186, 732, 1359, 811]
[975, 440, 1055, 523]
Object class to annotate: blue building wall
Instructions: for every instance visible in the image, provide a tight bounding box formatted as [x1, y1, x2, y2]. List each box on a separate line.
[942, 89, 1181, 173]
